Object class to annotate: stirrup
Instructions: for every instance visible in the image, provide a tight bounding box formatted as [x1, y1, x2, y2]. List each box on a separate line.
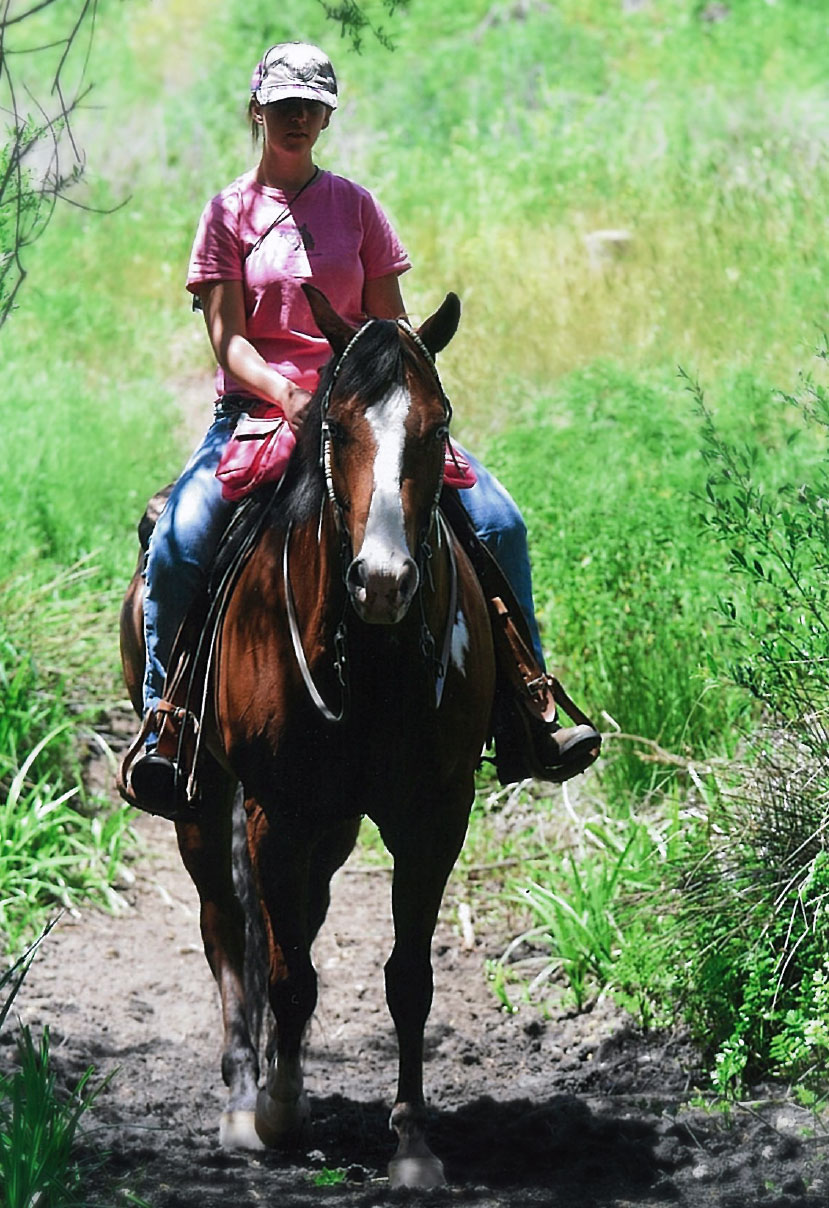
[116, 702, 197, 819]
[489, 598, 601, 785]
[493, 688, 601, 785]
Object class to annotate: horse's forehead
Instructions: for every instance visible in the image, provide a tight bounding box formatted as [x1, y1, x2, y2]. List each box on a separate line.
[367, 383, 411, 438]
[331, 369, 443, 431]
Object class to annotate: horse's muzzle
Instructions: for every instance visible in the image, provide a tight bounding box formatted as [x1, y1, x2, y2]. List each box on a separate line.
[346, 555, 419, 624]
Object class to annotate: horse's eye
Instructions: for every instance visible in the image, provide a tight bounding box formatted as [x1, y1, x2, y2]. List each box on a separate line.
[326, 420, 347, 444]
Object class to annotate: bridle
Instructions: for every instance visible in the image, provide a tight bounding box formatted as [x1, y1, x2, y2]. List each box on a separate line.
[284, 316, 458, 723]
[318, 317, 452, 537]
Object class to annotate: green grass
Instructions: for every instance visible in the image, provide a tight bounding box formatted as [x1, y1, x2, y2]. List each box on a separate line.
[0, 934, 120, 1208]
[0, 1025, 108, 1208]
[2, 0, 829, 1109]
[0, 629, 132, 953]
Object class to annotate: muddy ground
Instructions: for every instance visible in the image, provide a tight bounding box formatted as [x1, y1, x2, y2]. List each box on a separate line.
[6, 707, 829, 1208]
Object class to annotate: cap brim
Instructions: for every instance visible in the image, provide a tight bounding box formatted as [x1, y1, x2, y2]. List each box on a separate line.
[255, 83, 337, 109]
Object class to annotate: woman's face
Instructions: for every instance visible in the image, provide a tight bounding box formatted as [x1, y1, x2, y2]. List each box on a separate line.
[255, 98, 331, 155]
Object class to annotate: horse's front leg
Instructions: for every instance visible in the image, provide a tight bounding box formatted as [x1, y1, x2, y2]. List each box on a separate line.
[382, 807, 469, 1190]
[250, 809, 359, 1148]
[248, 812, 313, 1147]
[175, 764, 262, 1150]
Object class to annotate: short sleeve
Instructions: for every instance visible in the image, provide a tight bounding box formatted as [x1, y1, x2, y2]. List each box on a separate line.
[186, 191, 245, 293]
[359, 191, 411, 282]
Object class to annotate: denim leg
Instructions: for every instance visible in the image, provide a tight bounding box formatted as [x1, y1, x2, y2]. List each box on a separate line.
[142, 416, 236, 712]
[456, 446, 545, 667]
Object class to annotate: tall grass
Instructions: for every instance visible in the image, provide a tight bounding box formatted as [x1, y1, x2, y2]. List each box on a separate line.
[0, 628, 131, 953]
[0, 934, 114, 1208]
[2, 0, 829, 1100]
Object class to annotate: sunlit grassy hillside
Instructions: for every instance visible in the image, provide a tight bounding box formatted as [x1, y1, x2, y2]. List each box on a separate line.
[2, 0, 827, 761]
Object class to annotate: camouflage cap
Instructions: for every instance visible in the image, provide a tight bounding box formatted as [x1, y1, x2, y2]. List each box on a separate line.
[251, 42, 338, 110]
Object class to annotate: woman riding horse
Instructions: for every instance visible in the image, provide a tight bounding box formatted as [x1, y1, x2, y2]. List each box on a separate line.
[121, 40, 600, 817]
[122, 283, 497, 1184]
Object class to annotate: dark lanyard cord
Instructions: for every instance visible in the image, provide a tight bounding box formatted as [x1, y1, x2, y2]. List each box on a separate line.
[192, 166, 320, 312]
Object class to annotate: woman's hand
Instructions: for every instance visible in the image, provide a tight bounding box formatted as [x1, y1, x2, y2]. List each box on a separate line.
[281, 383, 312, 434]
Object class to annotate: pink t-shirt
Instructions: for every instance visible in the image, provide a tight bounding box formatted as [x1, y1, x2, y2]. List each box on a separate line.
[186, 168, 411, 396]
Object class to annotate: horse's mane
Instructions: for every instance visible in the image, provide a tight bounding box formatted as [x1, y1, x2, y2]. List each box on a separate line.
[274, 319, 423, 531]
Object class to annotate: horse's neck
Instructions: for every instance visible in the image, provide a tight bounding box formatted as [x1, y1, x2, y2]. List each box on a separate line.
[284, 503, 347, 622]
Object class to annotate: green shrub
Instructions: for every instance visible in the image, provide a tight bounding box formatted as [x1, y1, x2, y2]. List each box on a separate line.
[647, 357, 829, 1096]
[677, 833, 829, 1099]
[695, 347, 829, 729]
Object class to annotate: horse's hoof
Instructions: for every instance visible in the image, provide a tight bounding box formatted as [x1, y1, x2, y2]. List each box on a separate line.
[220, 1109, 266, 1151]
[254, 1087, 311, 1149]
[388, 1154, 446, 1190]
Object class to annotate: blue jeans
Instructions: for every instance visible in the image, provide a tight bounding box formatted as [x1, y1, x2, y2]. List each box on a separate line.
[142, 427, 544, 712]
[458, 449, 545, 666]
[143, 414, 237, 712]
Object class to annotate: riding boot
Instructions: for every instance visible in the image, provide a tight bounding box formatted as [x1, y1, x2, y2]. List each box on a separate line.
[116, 702, 195, 820]
[440, 489, 601, 786]
[487, 597, 602, 784]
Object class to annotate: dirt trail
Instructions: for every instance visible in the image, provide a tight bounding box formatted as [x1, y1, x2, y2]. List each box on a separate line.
[7, 708, 826, 1207]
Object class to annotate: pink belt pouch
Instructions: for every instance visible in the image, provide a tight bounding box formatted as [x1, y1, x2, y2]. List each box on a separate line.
[216, 406, 477, 502]
[215, 405, 296, 502]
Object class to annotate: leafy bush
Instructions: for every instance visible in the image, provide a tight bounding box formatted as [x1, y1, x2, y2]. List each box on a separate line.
[694, 346, 829, 728]
[493, 352, 829, 1105]
[644, 356, 829, 1096]
[673, 809, 829, 1099]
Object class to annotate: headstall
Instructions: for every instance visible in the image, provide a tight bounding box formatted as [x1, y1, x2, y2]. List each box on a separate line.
[285, 316, 458, 722]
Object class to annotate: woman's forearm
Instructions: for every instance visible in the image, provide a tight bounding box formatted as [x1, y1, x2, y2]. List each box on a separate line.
[221, 332, 304, 409]
[200, 280, 310, 427]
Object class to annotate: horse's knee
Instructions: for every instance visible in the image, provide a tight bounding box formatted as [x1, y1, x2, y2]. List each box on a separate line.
[385, 948, 433, 1026]
[269, 952, 317, 1043]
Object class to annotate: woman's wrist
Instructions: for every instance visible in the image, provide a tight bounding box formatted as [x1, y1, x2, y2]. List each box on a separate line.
[281, 380, 306, 408]
[278, 379, 312, 433]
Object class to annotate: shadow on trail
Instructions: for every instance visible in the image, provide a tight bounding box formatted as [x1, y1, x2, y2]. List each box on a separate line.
[79, 1090, 662, 1207]
[310, 1091, 660, 1193]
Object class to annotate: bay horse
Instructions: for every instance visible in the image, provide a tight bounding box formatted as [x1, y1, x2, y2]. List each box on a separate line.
[120, 285, 495, 1188]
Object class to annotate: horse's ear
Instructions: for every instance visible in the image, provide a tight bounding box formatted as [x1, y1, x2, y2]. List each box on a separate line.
[417, 293, 461, 357]
[302, 283, 358, 356]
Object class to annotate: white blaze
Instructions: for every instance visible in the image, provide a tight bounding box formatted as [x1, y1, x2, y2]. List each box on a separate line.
[359, 384, 412, 570]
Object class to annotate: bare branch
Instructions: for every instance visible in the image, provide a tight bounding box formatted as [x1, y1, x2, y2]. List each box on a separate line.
[0, 0, 97, 329]
[315, 0, 409, 51]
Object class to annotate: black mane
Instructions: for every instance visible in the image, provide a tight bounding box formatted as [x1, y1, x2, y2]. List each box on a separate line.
[275, 319, 421, 531]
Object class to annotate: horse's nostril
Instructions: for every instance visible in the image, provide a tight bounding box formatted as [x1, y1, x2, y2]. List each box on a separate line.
[399, 559, 419, 602]
[346, 558, 368, 601]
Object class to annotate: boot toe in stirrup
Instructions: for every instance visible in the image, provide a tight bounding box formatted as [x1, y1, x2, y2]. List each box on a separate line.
[129, 751, 184, 821]
[542, 723, 602, 783]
